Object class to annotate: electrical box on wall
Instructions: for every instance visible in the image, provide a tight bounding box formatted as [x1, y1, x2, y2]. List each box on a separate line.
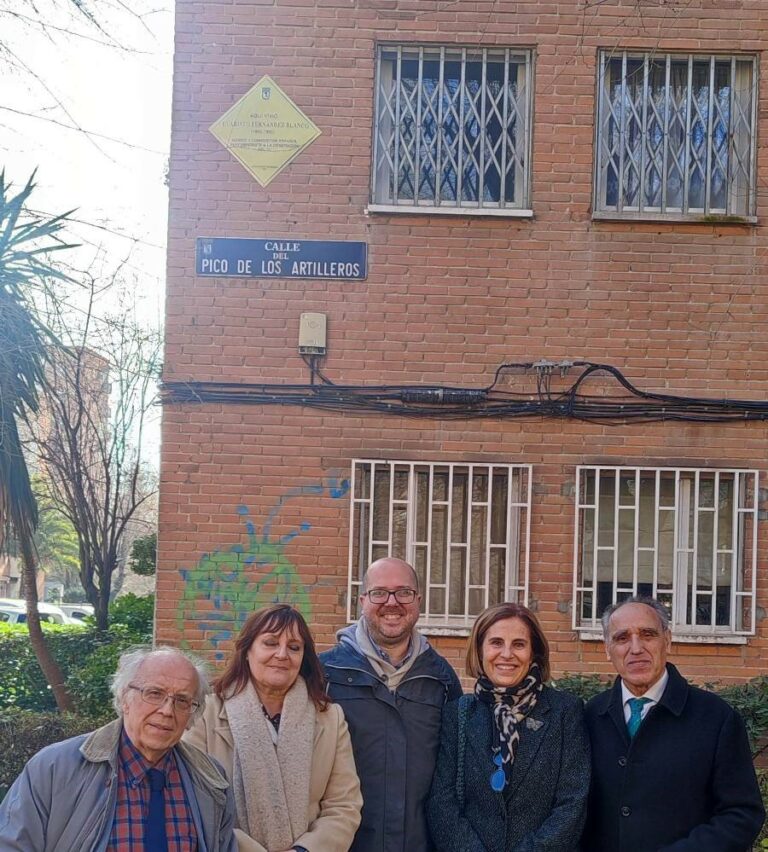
[298, 312, 327, 354]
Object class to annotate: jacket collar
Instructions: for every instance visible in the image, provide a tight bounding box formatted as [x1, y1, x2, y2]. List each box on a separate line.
[654, 663, 688, 716]
[599, 663, 687, 715]
[598, 663, 688, 741]
[79, 716, 229, 795]
[80, 718, 123, 767]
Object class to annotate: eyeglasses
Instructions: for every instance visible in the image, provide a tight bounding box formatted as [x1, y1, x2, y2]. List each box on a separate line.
[363, 588, 418, 604]
[128, 684, 200, 714]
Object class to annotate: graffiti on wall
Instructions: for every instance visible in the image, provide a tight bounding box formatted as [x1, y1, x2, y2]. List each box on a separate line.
[176, 476, 349, 658]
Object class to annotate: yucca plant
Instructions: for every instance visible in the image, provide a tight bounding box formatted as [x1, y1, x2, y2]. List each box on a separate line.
[0, 170, 76, 711]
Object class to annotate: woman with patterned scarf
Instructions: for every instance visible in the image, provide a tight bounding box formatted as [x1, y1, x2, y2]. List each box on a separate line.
[427, 603, 590, 851]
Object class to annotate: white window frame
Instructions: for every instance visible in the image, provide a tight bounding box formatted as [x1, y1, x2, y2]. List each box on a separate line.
[348, 460, 532, 631]
[593, 51, 757, 222]
[573, 466, 759, 641]
[370, 45, 534, 216]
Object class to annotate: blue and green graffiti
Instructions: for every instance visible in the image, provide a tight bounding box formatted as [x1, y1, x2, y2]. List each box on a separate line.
[176, 476, 349, 658]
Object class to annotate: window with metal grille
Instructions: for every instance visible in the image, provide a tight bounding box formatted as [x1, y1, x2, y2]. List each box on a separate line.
[371, 46, 533, 215]
[594, 52, 757, 219]
[348, 460, 532, 627]
[573, 467, 758, 637]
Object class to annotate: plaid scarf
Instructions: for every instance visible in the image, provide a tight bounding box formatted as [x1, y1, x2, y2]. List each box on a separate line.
[474, 662, 543, 784]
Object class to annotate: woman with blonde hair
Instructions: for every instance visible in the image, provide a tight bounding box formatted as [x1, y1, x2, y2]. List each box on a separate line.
[427, 602, 589, 851]
[185, 604, 361, 852]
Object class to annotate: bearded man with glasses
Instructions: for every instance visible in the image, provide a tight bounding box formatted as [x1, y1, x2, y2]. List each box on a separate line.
[0, 646, 236, 851]
[321, 557, 462, 852]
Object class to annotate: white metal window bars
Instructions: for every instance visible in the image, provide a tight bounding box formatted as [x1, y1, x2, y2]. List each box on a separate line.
[348, 460, 532, 626]
[372, 46, 532, 213]
[594, 51, 756, 218]
[573, 466, 758, 636]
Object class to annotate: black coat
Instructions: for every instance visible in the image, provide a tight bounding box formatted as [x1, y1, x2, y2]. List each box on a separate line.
[321, 642, 462, 852]
[427, 687, 590, 852]
[582, 663, 765, 852]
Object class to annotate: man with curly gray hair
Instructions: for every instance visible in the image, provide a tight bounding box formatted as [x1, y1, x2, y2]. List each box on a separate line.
[0, 646, 236, 851]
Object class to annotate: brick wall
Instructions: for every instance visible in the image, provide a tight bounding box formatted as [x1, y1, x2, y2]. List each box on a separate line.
[161, 0, 768, 682]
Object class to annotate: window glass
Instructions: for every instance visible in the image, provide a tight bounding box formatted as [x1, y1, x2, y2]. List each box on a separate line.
[595, 52, 756, 218]
[349, 461, 531, 625]
[575, 466, 758, 635]
[373, 46, 532, 211]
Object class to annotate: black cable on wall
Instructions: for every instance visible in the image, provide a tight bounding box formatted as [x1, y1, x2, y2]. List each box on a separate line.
[161, 361, 768, 425]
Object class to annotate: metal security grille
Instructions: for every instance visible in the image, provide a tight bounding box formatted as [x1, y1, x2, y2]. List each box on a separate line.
[573, 466, 758, 636]
[595, 52, 756, 218]
[348, 460, 532, 626]
[372, 46, 532, 212]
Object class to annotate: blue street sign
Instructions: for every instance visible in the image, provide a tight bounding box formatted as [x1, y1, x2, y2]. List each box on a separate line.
[196, 237, 367, 279]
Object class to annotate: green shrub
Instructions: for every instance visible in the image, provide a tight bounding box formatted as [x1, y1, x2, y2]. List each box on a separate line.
[108, 592, 154, 634]
[0, 595, 154, 715]
[756, 769, 768, 850]
[705, 675, 768, 756]
[551, 673, 610, 702]
[0, 709, 95, 801]
[0, 623, 95, 712]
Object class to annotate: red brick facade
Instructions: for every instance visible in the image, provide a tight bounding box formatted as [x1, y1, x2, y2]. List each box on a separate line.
[161, 0, 768, 682]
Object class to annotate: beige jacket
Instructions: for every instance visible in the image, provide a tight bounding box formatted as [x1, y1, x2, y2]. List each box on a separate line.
[184, 694, 362, 852]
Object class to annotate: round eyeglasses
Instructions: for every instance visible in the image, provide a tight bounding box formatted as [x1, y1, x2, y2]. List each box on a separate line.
[128, 684, 200, 714]
[364, 588, 417, 604]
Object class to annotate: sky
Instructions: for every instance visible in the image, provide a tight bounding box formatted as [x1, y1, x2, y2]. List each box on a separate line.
[1, 0, 175, 460]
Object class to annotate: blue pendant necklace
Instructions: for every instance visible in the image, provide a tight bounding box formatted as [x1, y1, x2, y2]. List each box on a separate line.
[490, 750, 506, 792]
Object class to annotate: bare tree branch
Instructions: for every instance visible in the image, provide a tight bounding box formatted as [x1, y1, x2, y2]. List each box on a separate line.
[28, 277, 160, 630]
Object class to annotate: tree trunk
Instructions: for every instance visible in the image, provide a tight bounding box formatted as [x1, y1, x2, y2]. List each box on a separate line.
[94, 593, 109, 632]
[19, 534, 75, 712]
[79, 551, 109, 631]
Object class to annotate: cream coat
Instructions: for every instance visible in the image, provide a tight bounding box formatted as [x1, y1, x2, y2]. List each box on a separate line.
[184, 693, 362, 852]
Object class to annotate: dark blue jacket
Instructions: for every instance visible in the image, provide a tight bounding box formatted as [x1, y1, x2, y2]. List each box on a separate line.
[321, 642, 462, 852]
[427, 687, 590, 851]
[582, 663, 765, 852]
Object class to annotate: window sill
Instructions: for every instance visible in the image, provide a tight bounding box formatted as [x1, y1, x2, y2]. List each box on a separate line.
[577, 629, 749, 645]
[346, 618, 474, 638]
[367, 203, 534, 219]
[592, 210, 757, 225]
[418, 622, 473, 638]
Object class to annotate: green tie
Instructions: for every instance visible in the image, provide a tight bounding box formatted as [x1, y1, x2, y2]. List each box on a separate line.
[627, 697, 651, 738]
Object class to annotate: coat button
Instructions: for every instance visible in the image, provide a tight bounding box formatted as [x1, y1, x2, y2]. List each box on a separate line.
[621, 806, 631, 817]
[347, 677, 353, 683]
[618, 757, 627, 767]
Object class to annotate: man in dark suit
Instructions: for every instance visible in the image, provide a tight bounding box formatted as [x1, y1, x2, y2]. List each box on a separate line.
[582, 596, 764, 852]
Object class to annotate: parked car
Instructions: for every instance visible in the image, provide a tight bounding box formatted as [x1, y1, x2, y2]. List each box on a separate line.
[0, 599, 76, 625]
[59, 603, 95, 622]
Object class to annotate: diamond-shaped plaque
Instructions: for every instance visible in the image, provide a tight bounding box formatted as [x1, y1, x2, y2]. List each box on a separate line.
[210, 75, 321, 187]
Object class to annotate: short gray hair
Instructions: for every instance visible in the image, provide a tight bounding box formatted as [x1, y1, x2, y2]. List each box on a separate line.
[601, 596, 670, 640]
[111, 645, 210, 723]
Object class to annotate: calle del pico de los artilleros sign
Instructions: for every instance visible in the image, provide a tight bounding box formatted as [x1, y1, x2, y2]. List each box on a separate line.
[210, 75, 322, 186]
[196, 237, 368, 280]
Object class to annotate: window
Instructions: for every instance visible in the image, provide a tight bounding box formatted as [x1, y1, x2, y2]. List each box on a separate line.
[348, 460, 532, 628]
[573, 466, 758, 637]
[371, 46, 533, 215]
[594, 52, 756, 219]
